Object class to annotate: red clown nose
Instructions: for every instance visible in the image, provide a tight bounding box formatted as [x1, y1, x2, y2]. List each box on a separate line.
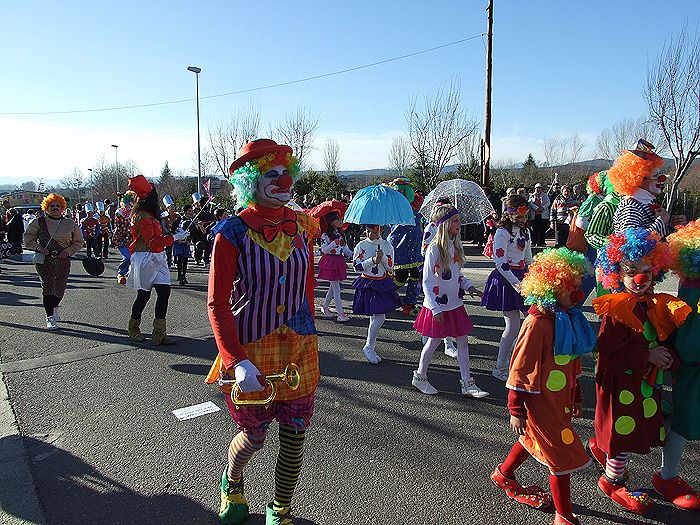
[633, 273, 650, 285]
[276, 172, 293, 192]
[657, 175, 668, 183]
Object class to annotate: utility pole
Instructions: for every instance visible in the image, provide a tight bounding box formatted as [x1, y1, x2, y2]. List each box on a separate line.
[481, 0, 494, 188]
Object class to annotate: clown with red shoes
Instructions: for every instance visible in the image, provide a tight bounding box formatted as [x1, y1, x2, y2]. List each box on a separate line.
[205, 139, 319, 525]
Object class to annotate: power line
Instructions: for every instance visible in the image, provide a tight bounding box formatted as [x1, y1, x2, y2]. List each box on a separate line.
[0, 34, 484, 116]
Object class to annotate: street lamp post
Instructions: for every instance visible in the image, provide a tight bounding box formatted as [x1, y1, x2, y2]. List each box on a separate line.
[187, 65, 202, 194]
[87, 168, 94, 204]
[111, 144, 119, 194]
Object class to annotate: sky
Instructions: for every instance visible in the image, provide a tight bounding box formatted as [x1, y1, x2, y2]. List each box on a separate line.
[1, 0, 699, 187]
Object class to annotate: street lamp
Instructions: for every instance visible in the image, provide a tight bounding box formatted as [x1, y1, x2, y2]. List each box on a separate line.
[87, 168, 94, 204]
[187, 65, 202, 194]
[111, 144, 119, 194]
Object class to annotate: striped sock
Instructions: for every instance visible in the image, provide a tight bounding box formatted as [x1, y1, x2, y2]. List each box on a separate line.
[227, 432, 266, 488]
[605, 453, 630, 481]
[273, 425, 306, 511]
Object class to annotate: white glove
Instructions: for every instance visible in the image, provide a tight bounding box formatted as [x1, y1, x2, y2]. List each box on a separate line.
[172, 230, 188, 242]
[233, 359, 265, 393]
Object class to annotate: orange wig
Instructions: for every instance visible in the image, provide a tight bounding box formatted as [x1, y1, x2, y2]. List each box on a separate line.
[41, 193, 67, 212]
[607, 151, 664, 197]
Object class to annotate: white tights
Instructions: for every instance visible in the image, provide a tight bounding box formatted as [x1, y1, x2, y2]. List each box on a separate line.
[417, 336, 472, 383]
[366, 313, 385, 347]
[496, 310, 521, 371]
[323, 281, 344, 316]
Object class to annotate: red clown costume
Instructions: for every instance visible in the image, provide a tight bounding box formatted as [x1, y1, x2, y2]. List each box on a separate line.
[205, 139, 319, 525]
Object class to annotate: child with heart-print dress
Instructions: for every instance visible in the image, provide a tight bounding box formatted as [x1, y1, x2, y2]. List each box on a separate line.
[412, 203, 488, 397]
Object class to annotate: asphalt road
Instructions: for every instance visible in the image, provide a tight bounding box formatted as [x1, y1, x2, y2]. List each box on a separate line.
[0, 247, 697, 525]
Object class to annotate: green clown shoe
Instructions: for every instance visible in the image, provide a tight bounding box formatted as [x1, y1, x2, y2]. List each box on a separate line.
[219, 470, 249, 524]
[265, 502, 294, 525]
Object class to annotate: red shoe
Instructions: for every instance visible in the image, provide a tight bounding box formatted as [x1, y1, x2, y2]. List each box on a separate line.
[553, 513, 580, 525]
[490, 465, 553, 510]
[652, 472, 700, 511]
[400, 304, 415, 316]
[597, 474, 652, 515]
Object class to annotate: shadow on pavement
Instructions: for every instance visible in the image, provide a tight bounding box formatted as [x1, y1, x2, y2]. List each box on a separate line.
[3, 436, 218, 525]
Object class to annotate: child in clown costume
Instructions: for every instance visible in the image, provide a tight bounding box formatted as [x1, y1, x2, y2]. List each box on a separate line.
[491, 247, 596, 525]
[654, 222, 700, 511]
[205, 139, 320, 525]
[112, 191, 135, 285]
[588, 228, 691, 515]
[388, 177, 424, 316]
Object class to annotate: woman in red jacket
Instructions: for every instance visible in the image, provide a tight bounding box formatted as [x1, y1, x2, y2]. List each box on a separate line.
[126, 175, 188, 344]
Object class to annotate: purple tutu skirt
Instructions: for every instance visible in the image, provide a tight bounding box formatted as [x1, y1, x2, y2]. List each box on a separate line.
[481, 268, 528, 312]
[413, 305, 474, 338]
[352, 275, 401, 315]
[318, 254, 347, 281]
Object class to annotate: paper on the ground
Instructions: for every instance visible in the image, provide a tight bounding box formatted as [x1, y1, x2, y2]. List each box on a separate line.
[172, 401, 221, 421]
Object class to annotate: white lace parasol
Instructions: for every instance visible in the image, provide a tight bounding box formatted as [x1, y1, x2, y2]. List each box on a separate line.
[419, 179, 495, 225]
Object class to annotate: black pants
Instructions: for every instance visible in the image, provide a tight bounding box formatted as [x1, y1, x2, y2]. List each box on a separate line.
[194, 241, 210, 265]
[131, 284, 171, 320]
[43, 294, 62, 316]
[96, 233, 109, 257]
[176, 256, 189, 282]
[85, 238, 96, 258]
[555, 223, 569, 248]
[532, 215, 547, 247]
[165, 245, 173, 267]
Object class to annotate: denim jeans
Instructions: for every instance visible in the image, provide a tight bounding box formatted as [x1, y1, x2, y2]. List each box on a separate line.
[117, 246, 131, 276]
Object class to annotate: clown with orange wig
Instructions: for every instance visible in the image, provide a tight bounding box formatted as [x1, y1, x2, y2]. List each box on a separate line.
[205, 139, 320, 525]
[652, 221, 700, 511]
[611, 139, 685, 236]
[588, 228, 691, 515]
[490, 248, 595, 525]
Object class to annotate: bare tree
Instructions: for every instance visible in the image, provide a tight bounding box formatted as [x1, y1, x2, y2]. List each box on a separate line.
[388, 136, 411, 179]
[405, 79, 479, 193]
[322, 138, 340, 177]
[274, 105, 320, 171]
[542, 136, 566, 169]
[207, 102, 261, 177]
[645, 24, 700, 209]
[59, 168, 84, 204]
[541, 134, 588, 185]
[595, 117, 669, 160]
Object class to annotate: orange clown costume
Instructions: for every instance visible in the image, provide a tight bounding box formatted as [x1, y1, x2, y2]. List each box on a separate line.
[205, 139, 320, 525]
[491, 248, 595, 525]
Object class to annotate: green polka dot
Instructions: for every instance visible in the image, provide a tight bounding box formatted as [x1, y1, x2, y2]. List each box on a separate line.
[554, 355, 571, 366]
[619, 390, 635, 405]
[643, 398, 658, 418]
[546, 370, 567, 392]
[660, 426, 666, 441]
[615, 415, 636, 435]
[641, 381, 653, 398]
[564, 407, 571, 414]
[624, 369, 634, 375]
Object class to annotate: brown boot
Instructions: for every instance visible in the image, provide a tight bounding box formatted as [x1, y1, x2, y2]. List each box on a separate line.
[152, 318, 175, 346]
[128, 318, 145, 341]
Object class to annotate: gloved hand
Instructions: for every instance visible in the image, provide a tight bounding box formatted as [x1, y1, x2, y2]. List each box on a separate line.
[233, 359, 265, 393]
[172, 230, 188, 242]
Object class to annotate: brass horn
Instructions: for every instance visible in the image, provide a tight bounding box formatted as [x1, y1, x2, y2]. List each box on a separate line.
[219, 363, 301, 408]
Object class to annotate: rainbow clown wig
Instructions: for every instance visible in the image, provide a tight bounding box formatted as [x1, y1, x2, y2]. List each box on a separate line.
[228, 139, 300, 208]
[41, 193, 67, 212]
[389, 176, 415, 204]
[667, 220, 700, 281]
[120, 190, 136, 208]
[596, 227, 672, 292]
[607, 140, 665, 197]
[521, 247, 592, 309]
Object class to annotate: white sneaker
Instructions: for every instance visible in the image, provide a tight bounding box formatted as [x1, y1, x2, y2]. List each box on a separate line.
[412, 371, 438, 395]
[461, 379, 489, 398]
[362, 345, 381, 364]
[321, 305, 333, 317]
[491, 368, 509, 382]
[337, 313, 350, 322]
[46, 315, 58, 330]
[53, 306, 60, 322]
[444, 340, 458, 358]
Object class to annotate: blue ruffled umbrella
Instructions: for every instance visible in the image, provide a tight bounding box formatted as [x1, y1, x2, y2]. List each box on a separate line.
[343, 185, 415, 226]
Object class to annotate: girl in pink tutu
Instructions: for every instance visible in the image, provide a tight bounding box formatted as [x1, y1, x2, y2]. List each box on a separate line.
[412, 203, 488, 397]
[318, 212, 352, 322]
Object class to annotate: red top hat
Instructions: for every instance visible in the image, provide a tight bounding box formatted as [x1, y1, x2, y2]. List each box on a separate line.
[128, 174, 155, 199]
[627, 139, 663, 162]
[228, 139, 293, 175]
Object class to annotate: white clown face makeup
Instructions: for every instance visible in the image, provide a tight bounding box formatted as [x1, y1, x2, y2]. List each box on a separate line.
[641, 168, 667, 196]
[254, 164, 294, 208]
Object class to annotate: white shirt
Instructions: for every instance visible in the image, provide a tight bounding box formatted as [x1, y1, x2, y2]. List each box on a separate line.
[353, 238, 395, 279]
[421, 222, 437, 256]
[421, 242, 474, 314]
[528, 192, 550, 220]
[492, 226, 533, 287]
[320, 232, 352, 257]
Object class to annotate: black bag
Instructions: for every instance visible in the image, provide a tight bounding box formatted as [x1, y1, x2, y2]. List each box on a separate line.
[82, 257, 105, 276]
[0, 242, 21, 259]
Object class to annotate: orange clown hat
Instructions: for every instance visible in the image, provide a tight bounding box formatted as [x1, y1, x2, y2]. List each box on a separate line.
[228, 139, 293, 175]
[128, 174, 155, 199]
